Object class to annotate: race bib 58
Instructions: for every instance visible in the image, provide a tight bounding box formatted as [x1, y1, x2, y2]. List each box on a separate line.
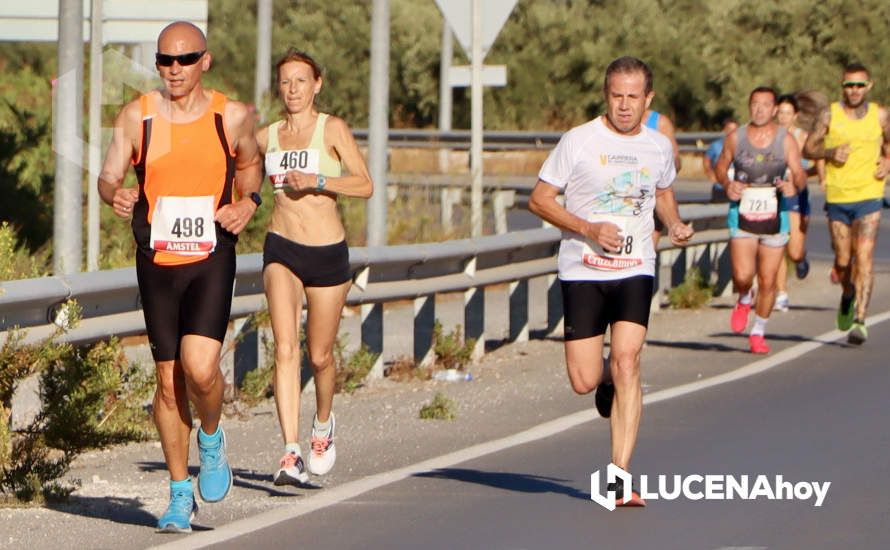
[581, 213, 646, 271]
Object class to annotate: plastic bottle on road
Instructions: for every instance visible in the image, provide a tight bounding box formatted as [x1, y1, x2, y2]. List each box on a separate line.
[432, 369, 473, 382]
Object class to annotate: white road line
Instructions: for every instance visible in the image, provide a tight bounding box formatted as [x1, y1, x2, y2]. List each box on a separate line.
[152, 311, 890, 549]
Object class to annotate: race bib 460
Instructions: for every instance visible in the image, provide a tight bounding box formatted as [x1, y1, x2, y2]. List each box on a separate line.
[150, 195, 216, 255]
[265, 149, 320, 189]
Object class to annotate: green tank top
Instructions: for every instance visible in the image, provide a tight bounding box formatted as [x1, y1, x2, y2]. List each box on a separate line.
[265, 113, 342, 178]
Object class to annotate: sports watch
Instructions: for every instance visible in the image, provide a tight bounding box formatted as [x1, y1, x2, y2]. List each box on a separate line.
[249, 191, 262, 207]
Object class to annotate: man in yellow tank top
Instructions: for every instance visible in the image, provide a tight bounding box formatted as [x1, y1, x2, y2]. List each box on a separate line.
[805, 63, 890, 345]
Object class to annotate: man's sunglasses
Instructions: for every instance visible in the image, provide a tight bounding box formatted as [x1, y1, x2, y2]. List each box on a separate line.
[155, 50, 206, 67]
[842, 81, 869, 89]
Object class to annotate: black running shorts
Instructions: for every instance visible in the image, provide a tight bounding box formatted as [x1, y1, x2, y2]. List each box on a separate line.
[262, 232, 351, 287]
[136, 244, 236, 361]
[561, 275, 655, 341]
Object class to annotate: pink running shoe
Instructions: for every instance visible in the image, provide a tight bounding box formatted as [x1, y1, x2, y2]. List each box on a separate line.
[749, 334, 770, 354]
[730, 302, 752, 333]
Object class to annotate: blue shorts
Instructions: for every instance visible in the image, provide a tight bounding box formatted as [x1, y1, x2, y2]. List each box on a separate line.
[788, 187, 810, 217]
[825, 199, 883, 225]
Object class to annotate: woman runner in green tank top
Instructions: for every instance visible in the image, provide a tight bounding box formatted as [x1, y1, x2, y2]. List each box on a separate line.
[256, 49, 372, 486]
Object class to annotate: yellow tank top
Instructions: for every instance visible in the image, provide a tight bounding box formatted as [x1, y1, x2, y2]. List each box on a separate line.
[824, 102, 884, 203]
[265, 113, 342, 178]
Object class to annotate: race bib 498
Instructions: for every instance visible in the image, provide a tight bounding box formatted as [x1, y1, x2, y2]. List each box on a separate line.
[150, 195, 216, 255]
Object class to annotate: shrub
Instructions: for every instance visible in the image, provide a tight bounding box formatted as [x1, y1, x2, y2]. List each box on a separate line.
[667, 267, 713, 309]
[433, 321, 476, 371]
[0, 221, 48, 281]
[334, 342, 378, 394]
[0, 304, 153, 505]
[419, 392, 456, 420]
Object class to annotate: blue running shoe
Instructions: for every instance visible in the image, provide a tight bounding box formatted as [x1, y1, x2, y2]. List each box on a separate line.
[197, 426, 232, 503]
[157, 478, 197, 533]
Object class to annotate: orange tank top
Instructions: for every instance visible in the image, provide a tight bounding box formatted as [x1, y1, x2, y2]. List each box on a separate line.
[132, 91, 236, 266]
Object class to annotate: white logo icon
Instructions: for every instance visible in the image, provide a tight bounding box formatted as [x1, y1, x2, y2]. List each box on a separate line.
[590, 463, 631, 511]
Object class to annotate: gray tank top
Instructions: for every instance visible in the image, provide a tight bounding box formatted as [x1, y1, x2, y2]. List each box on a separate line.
[732, 125, 787, 185]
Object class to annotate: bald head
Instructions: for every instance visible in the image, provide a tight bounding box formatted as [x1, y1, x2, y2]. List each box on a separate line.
[157, 21, 206, 54]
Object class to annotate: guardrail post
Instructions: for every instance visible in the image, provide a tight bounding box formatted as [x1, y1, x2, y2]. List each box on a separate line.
[713, 241, 733, 297]
[463, 257, 485, 360]
[220, 321, 237, 400]
[492, 190, 516, 234]
[9, 373, 41, 430]
[509, 278, 529, 342]
[361, 302, 384, 378]
[653, 249, 669, 310]
[694, 243, 712, 281]
[546, 273, 563, 336]
[671, 247, 688, 288]
[233, 315, 259, 391]
[441, 187, 462, 234]
[414, 294, 435, 367]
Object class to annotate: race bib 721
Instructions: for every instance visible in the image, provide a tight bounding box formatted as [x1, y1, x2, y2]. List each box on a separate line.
[739, 185, 778, 221]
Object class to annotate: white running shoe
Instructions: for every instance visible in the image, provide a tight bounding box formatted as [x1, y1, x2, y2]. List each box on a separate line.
[273, 451, 309, 487]
[774, 292, 789, 312]
[308, 413, 336, 476]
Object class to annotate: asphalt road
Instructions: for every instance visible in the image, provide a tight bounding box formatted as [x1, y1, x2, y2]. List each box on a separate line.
[208, 314, 889, 550]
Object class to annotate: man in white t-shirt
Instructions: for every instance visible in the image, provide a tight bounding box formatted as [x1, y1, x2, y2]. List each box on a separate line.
[529, 56, 694, 507]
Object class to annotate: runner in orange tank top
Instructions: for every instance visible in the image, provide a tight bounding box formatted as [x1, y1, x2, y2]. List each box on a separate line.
[97, 21, 262, 533]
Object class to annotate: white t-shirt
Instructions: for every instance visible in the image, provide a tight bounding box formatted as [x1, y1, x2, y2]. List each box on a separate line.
[538, 116, 676, 281]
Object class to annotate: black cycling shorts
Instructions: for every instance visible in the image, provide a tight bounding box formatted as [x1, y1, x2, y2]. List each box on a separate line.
[262, 232, 351, 287]
[561, 275, 655, 340]
[136, 245, 235, 361]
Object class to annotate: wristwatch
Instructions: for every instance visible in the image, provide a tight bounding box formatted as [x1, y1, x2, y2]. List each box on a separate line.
[316, 174, 327, 192]
[249, 191, 262, 207]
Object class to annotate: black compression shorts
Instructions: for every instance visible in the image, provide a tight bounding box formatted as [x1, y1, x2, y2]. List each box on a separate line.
[136, 245, 235, 361]
[561, 275, 654, 340]
[262, 232, 351, 287]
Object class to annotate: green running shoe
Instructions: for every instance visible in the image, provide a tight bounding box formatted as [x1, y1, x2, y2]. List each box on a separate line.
[847, 322, 868, 346]
[837, 297, 856, 331]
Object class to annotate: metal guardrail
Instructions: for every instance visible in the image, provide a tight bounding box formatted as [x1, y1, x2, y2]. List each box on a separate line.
[0, 204, 730, 373]
[352, 129, 721, 153]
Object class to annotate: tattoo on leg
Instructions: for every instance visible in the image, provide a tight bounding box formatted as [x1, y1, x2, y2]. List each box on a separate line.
[851, 212, 880, 318]
[830, 220, 853, 291]
[856, 270, 873, 321]
[855, 213, 881, 241]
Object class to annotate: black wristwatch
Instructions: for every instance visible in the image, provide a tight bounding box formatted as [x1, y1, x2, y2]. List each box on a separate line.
[249, 191, 262, 207]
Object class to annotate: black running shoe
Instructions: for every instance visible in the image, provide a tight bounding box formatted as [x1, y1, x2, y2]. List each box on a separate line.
[595, 382, 615, 418]
[607, 477, 646, 507]
[795, 257, 810, 280]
